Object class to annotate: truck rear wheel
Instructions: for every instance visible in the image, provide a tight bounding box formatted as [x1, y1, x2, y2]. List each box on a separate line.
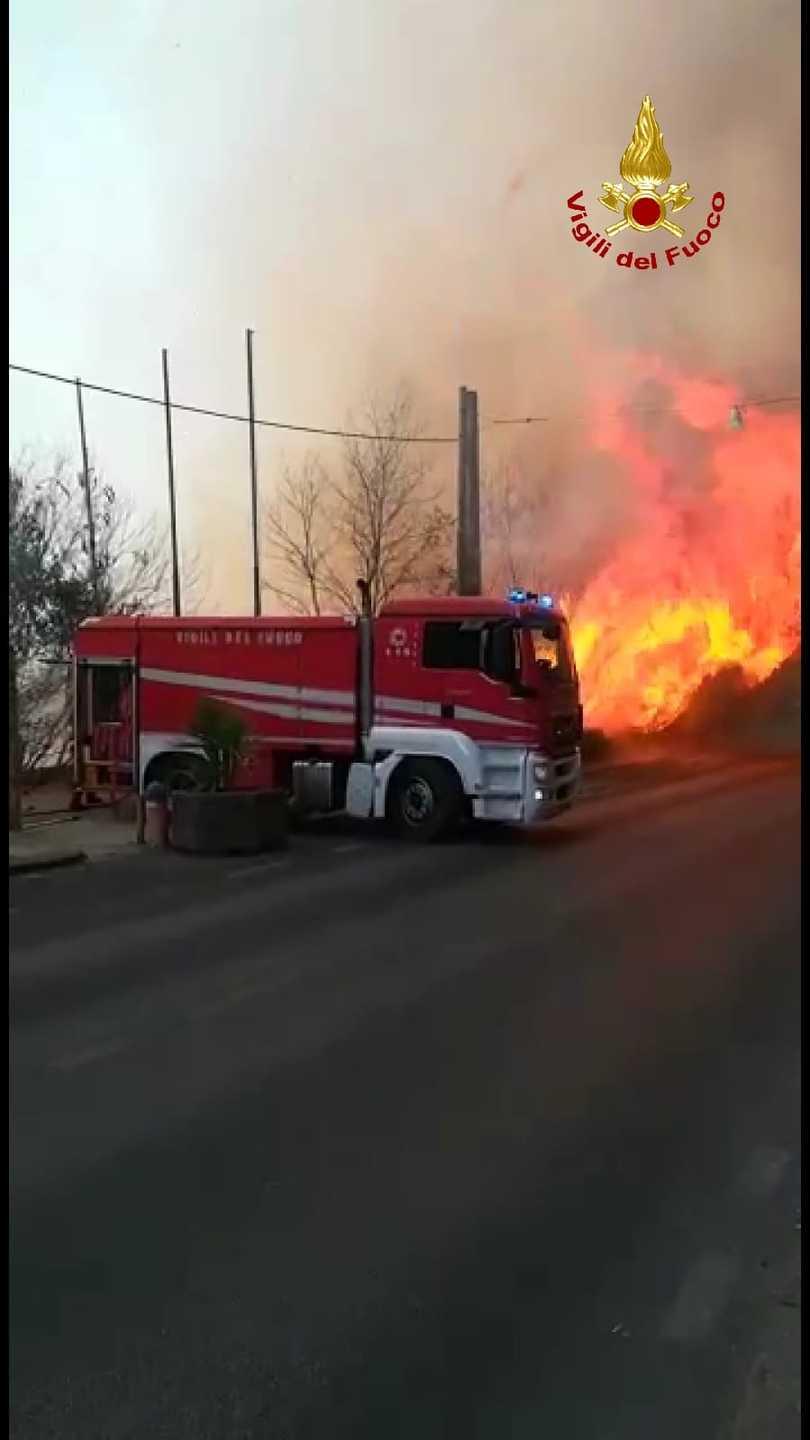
[387, 758, 463, 842]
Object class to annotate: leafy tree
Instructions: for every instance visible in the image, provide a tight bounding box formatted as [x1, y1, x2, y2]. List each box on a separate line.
[9, 455, 191, 825]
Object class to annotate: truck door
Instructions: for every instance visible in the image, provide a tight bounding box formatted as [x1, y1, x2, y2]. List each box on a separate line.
[420, 619, 534, 742]
[76, 659, 136, 793]
[522, 617, 582, 751]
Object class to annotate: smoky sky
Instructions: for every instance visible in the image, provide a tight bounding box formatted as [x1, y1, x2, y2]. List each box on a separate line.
[9, 0, 800, 610]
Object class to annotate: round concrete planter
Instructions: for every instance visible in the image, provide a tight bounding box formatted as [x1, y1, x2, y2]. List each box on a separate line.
[169, 789, 289, 856]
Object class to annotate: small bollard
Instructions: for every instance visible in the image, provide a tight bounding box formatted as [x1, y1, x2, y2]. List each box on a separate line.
[143, 781, 170, 848]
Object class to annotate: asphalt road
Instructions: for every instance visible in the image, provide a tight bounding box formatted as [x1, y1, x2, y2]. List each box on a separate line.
[10, 758, 801, 1438]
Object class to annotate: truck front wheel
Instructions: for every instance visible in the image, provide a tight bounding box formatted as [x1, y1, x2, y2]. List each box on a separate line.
[387, 758, 463, 842]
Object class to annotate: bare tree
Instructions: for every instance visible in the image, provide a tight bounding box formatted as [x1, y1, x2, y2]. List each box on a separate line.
[263, 391, 455, 616]
[332, 393, 455, 612]
[482, 459, 551, 596]
[264, 456, 332, 615]
[482, 461, 523, 591]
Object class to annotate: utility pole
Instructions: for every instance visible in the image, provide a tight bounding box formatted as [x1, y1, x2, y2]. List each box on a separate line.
[75, 378, 100, 612]
[246, 328, 261, 616]
[161, 348, 182, 616]
[456, 385, 481, 595]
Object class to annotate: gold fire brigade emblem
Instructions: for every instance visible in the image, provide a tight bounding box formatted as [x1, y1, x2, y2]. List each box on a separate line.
[599, 95, 693, 239]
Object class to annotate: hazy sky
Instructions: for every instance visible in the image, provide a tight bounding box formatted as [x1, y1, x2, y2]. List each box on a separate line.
[9, 0, 800, 609]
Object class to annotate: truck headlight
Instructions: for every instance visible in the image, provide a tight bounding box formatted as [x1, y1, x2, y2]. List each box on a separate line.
[533, 760, 552, 782]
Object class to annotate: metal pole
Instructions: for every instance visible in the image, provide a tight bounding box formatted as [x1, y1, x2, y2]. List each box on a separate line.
[71, 659, 80, 788]
[356, 579, 374, 744]
[161, 348, 182, 616]
[468, 387, 481, 593]
[456, 386, 482, 595]
[246, 328, 261, 616]
[134, 661, 145, 843]
[456, 386, 466, 593]
[75, 378, 100, 611]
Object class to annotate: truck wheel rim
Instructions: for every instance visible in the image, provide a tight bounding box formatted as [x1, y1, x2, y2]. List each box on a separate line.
[402, 777, 434, 825]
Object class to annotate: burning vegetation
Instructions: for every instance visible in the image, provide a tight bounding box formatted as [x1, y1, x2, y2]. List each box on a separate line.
[566, 357, 800, 735]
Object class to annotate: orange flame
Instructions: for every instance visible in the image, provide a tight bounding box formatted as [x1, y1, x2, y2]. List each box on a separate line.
[568, 359, 800, 734]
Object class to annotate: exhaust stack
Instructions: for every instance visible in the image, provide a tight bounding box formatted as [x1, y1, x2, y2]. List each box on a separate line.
[357, 579, 374, 745]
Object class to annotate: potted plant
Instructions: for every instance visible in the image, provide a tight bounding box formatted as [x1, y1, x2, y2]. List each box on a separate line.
[189, 696, 248, 790]
[169, 698, 289, 855]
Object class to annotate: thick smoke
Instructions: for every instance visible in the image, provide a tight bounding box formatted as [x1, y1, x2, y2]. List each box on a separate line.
[171, 0, 800, 609]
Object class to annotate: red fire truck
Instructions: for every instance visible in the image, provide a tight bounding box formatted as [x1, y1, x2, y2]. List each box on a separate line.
[71, 587, 582, 840]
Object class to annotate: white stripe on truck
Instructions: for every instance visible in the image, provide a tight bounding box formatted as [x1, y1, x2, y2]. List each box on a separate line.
[141, 667, 353, 708]
[232, 697, 355, 726]
[141, 667, 534, 732]
[376, 694, 440, 717]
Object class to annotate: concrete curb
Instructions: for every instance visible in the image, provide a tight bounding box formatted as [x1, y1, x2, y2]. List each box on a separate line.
[9, 849, 87, 877]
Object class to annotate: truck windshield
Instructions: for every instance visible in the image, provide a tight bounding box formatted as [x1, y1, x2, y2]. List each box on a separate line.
[525, 621, 576, 681]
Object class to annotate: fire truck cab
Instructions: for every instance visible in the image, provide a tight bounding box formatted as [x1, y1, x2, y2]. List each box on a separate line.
[72, 589, 582, 840]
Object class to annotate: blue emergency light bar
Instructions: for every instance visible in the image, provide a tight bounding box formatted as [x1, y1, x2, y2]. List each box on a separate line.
[507, 588, 555, 608]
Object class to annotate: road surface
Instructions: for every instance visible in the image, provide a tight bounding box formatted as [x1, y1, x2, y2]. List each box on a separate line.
[10, 759, 801, 1438]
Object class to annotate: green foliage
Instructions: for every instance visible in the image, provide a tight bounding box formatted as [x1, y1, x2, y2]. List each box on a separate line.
[189, 698, 248, 791]
[9, 458, 173, 669]
[9, 465, 92, 664]
[9, 457, 176, 782]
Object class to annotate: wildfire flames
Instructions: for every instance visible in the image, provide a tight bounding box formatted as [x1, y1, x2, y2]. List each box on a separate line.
[567, 359, 800, 734]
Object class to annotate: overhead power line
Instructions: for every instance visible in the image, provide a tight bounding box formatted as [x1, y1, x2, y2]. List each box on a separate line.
[8, 363, 458, 445]
[484, 394, 801, 427]
[10, 360, 800, 442]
